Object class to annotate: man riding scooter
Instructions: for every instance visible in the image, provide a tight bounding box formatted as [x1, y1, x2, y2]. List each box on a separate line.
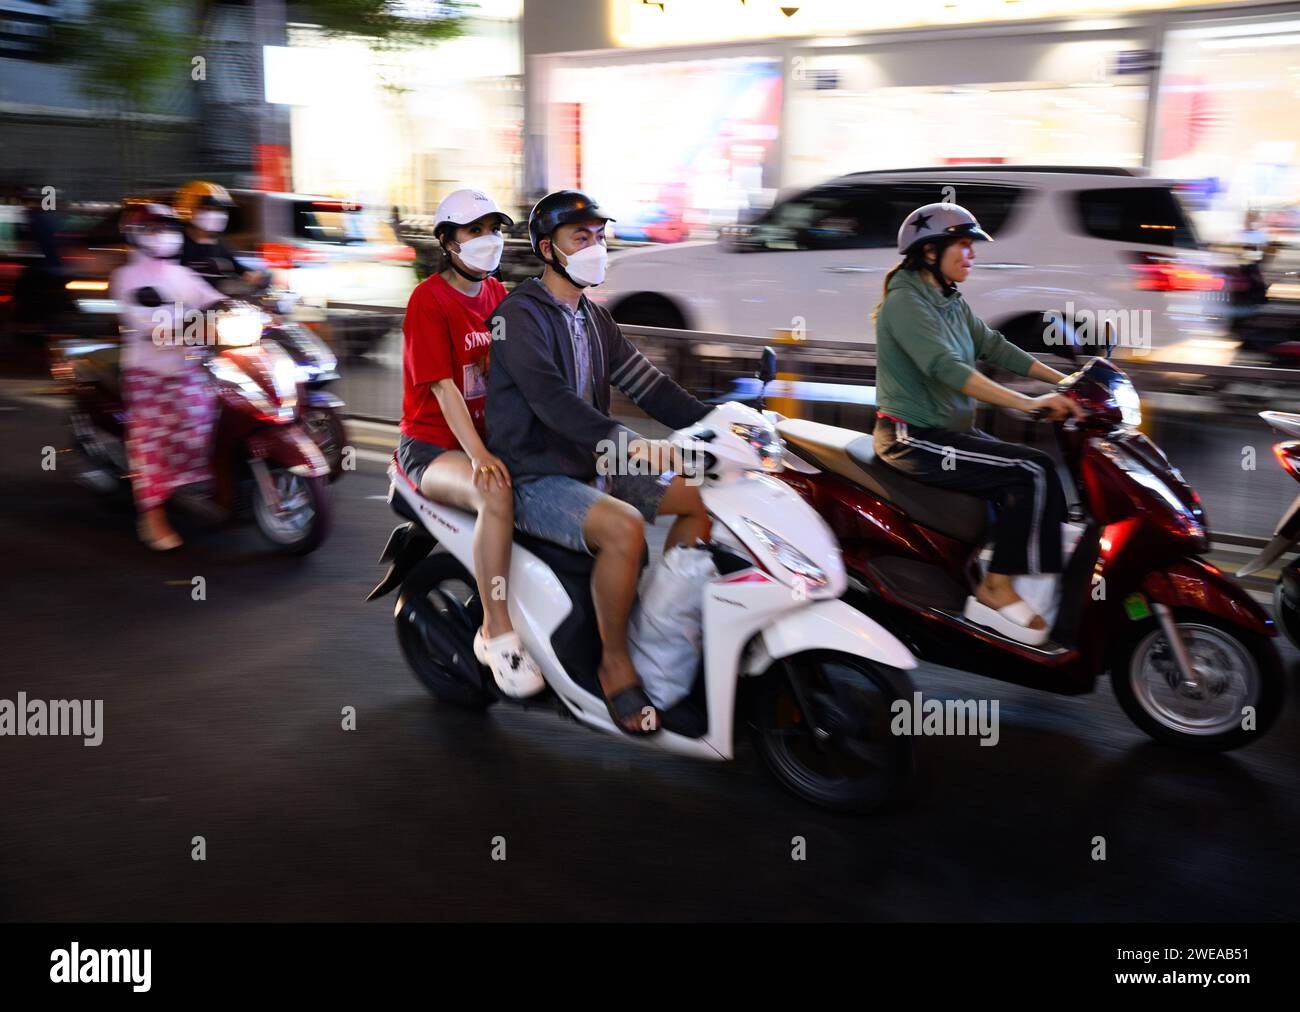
[174, 180, 269, 292]
[174, 179, 347, 478]
[485, 189, 712, 735]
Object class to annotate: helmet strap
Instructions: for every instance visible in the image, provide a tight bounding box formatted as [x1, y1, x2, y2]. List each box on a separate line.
[449, 259, 491, 283]
[924, 241, 958, 296]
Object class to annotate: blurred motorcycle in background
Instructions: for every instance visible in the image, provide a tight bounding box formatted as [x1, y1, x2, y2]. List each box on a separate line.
[58, 289, 333, 554]
[1238, 410, 1300, 647]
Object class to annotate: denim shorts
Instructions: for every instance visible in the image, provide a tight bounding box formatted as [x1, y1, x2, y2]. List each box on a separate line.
[512, 472, 672, 555]
[397, 434, 453, 487]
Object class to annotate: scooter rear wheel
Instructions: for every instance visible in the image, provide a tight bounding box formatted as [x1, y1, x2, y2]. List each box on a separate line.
[751, 651, 913, 814]
[395, 553, 495, 710]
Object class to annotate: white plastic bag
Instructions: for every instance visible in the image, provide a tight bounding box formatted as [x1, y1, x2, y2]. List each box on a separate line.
[977, 523, 1084, 629]
[627, 544, 719, 710]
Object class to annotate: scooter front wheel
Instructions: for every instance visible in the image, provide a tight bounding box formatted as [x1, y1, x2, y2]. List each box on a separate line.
[1110, 611, 1284, 751]
[751, 651, 914, 814]
[301, 406, 346, 481]
[252, 467, 332, 555]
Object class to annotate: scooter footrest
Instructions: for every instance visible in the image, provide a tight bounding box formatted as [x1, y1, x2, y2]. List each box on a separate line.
[866, 557, 967, 612]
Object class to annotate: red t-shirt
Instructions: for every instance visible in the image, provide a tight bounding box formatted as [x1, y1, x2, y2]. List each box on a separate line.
[400, 274, 507, 450]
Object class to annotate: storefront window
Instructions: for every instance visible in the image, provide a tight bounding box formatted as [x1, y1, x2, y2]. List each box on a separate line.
[547, 56, 782, 240]
[784, 45, 1147, 189]
[1153, 18, 1300, 245]
[268, 17, 524, 216]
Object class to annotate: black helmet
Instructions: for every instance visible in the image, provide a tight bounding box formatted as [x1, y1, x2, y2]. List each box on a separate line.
[528, 189, 615, 258]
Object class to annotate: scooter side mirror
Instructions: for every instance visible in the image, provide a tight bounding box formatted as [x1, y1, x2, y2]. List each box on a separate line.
[133, 287, 162, 308]
[758, 346, 778, 385]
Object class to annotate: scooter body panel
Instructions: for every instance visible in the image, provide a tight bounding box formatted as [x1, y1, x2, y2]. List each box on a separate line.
[387, 444, 918, 761]
[1141, 557, 1275, 637]
[389, 467, 732, 760]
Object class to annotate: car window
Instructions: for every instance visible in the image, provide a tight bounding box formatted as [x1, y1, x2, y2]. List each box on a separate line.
[872, 182, 1026, 244]
[1072, 187, 1199, 249]
[294, 200, 367, 245]
[748, 183, 890, 251]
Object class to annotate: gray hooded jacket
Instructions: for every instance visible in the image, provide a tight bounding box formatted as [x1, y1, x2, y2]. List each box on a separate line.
[485, 277, 708, 483]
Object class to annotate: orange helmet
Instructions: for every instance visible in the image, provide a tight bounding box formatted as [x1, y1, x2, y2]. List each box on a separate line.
[173, 180, 234, 223]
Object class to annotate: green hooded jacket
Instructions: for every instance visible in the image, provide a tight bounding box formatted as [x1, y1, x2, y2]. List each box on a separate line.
[875, 266, 1035, 431]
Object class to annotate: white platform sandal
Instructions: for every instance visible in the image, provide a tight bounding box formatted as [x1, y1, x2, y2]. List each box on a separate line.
[963, 596, 1051, 647]
[473, 629, 546, 698]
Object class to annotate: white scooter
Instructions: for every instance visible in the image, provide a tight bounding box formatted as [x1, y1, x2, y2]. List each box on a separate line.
[368, 351, 918, 812]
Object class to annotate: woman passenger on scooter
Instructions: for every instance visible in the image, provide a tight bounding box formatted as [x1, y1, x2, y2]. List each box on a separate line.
[398, 189, 545, 698]
[872, 202, 1085, 645]
[110, 202, 224, 551]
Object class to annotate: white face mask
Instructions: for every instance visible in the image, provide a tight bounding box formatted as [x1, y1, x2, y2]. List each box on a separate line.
[454, 233, 504, 274]
[557, 242, 608, 287]
[140, 231, 183, 259]
[193, 209, 228, 233]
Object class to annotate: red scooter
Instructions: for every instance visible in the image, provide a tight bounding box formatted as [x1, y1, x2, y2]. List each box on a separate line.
[58, 289, 333, 554]
[1238, 410, 1300, 647]
[774, 356, 1285, 751]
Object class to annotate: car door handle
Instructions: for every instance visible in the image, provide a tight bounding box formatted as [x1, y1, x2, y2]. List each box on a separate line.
[822, 265, 878, 274]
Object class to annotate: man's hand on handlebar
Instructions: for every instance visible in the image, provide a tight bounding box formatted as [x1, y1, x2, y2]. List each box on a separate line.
[627, 438, 685, 474]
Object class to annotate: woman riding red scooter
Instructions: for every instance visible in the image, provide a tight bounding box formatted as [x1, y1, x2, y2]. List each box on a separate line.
[872, 202, 1084, 645]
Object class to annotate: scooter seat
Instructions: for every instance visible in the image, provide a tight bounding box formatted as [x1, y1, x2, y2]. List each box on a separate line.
[778, 418, 988, 545]
[513, 530, 595, 577]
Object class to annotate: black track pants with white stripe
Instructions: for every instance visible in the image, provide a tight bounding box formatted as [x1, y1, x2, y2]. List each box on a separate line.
[873, 417, 1067, 576]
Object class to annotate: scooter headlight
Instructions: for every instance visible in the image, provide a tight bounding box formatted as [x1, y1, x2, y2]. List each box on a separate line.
[731, 422, 783, 471]
[214, 305, 266, 347]
[743, 518, 828, 590]
[1113, 376, 1142, 427]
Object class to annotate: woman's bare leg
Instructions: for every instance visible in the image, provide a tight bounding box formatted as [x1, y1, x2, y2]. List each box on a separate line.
[418, 452, 515, 638]
[138, 505, 180, 545]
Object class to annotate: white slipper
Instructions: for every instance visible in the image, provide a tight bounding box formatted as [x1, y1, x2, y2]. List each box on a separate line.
[474, 629, 546, 698]
[963, 596, 1050, 646]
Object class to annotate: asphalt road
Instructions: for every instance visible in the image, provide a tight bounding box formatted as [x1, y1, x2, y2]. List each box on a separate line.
[3, 382, 1300, 922]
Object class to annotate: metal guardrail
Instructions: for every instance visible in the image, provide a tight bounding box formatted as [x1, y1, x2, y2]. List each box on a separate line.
[325, 306, 1299, 383]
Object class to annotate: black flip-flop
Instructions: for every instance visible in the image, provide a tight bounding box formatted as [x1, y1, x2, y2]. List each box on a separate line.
[603, 684, 660, 736]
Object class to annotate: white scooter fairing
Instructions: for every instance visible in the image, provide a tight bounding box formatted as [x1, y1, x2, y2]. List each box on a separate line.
[386, 401, 915, 760]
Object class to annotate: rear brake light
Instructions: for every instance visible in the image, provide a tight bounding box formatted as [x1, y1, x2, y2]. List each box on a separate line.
[1273, 441, 1300, 480]
[258, 242, 327, 268]
[1127, 252, 1223, 293]
[311, 200, 360, 212]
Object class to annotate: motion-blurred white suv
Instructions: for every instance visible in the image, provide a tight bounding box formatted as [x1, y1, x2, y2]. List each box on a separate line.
[593, 167, 1229, 363]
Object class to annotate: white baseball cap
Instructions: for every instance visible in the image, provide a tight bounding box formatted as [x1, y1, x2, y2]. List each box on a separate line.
[432, 188, 514, 232]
